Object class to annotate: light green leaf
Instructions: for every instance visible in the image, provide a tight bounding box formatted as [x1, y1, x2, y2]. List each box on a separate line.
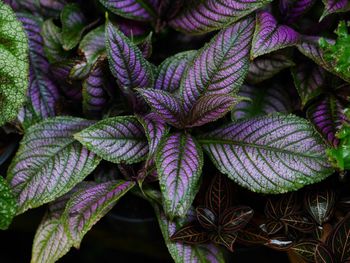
[0, 176, 17, 230]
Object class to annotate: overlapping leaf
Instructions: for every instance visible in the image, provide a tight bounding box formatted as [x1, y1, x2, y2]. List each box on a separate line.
[60, 3, 87, 50]
[279, 0, 315, 24]
[0, 176, 17, 230]
[169, 0, 271, 34]
[155, 51, 195, 93]
[247, 53, 295, 84]
[18, 13, 60, 120]
[136, 113, 169, 157]
[156, 133, 203, 218]
[328, 213, 350, 262]
[99, 0, 155, 21]
[153, 204, 225, 263]
[307, 95, 348, 147]
[292, 63, 326, 107]
[0, 2, 29, 126]
[7, 117, 101, 214]
[297, 36, 350, 83]
[63, 180, 135, 247]
[198, 114, 334, 193]
[82, 63, 109, 118]
[186, 94, 240, 128]
[75, 116, 148, 164]
[181, 16, 255, 113]
[304, 189, 335, 225]
[232, 85, 291, 120]
[321, 0, 349, 21]
[251, 11, 300, 59]
[138, 89, 184, 128]
[105, 21, 154, 90]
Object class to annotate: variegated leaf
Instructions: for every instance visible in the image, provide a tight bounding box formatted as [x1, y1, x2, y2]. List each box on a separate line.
[186, 94, 240, 128]
[156, 133, 203, 218]
[198, 114, 334, 193]
[181, 16, 255, 113]
[169, 0, 271, 34]
[155, 51, 195, 93]
[232, 85, 292, 120]
[105, 21, 154, 90]
[251, 11, 300, 59]
[75, 116, 148, 164]
[7, 117, 101, 214]
[138, 88, 184, 128]
[321, 0, 349, 21]
[0, 176, 17, 230]
[247, 53, 295, 84]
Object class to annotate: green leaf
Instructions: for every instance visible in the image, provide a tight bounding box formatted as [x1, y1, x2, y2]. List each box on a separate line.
[75, 116, 149, 164]
[7, 117, 101, 214]
[0, 176, 17, 230]
[60, 3, 87, 50]
[0, 1, 29, 126]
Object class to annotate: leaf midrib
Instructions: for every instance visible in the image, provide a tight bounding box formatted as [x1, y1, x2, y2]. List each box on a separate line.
[197, 138, 325, 159]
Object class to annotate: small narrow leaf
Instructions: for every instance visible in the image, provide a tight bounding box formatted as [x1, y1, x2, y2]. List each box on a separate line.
[321, 0, 349, 20]
[291, 240, 319, 262]
[247, 53, 295, 84]
[315, 243, 334, 263]
[220, 206, 254, 232]
[232, 85, 292, 120]
[196, 207, 217, 230]
[18, 14, 60, 120]
[105, 21, 154, 90]
[136, 113, 169, 157]
[280, 214, 315, 232]
[155, 51, 195, 93]
[329, 212, 350, 262]
[304, 189, 335, 225]
[63, 180, 135, 247]
[0, 2, 29, 126]
[251, 11, 300, 59]
[153, 204, 225, 263]
[198, 114, 334, 194]
[169, 0, 271, 34]
[156, 133, 203, 218]
[60, 3, 87, 50]
[138, 88, 184, 128]
[186, 94, 240, 128]
[210, 232, 237, 252]
[0, 176, 17, 230]
[181, 16, 255, 113]
[297, 36, 350, 83]
[75, 116, 148, 164]
[99, 0, 155, 21]
[7, 117, 101, 214]
[307, 95, 348, 147]
[291, 63, 326, 107]
[279, 0, 315, 24]
[170, 224, 209, 244]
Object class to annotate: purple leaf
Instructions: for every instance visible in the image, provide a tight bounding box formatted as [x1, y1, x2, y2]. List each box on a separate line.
[153, 204, 225, 263]
[99, 0, 155, 21]
[156, 133, 203, 218]
[7, 117, 101, 214]
[155, 50, 195, 93]
[63, 180, 135, 248]
[138, 32, 153, 59]
[138, 88, 184, 128]
[105, 21, 154, 90]
[247, 53, 295, 84]
[169, 0, 271, 34]
[181, 16, 255, 113]
[307, 95, 348, 147]
[136, 113, 170, 157]
[18, 13, 60, 119]
[198, 114, 334, 194]
[232, 84, 292, 120]
[251, 11, 300, 59]
[75, 116, 149, 164]
[291, 63, 326, 107]
[82, 63, 109, 118]
[170, 223, 209, 244]
[186, 94, 240, 128]
[321, 0, 349, 21]
[40, 0, 67, 17]
[297, 36, 350, 83]
[279, 0, 316, 24]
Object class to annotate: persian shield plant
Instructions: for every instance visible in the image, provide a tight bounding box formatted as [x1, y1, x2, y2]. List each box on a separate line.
[0, 0, 349, 262]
